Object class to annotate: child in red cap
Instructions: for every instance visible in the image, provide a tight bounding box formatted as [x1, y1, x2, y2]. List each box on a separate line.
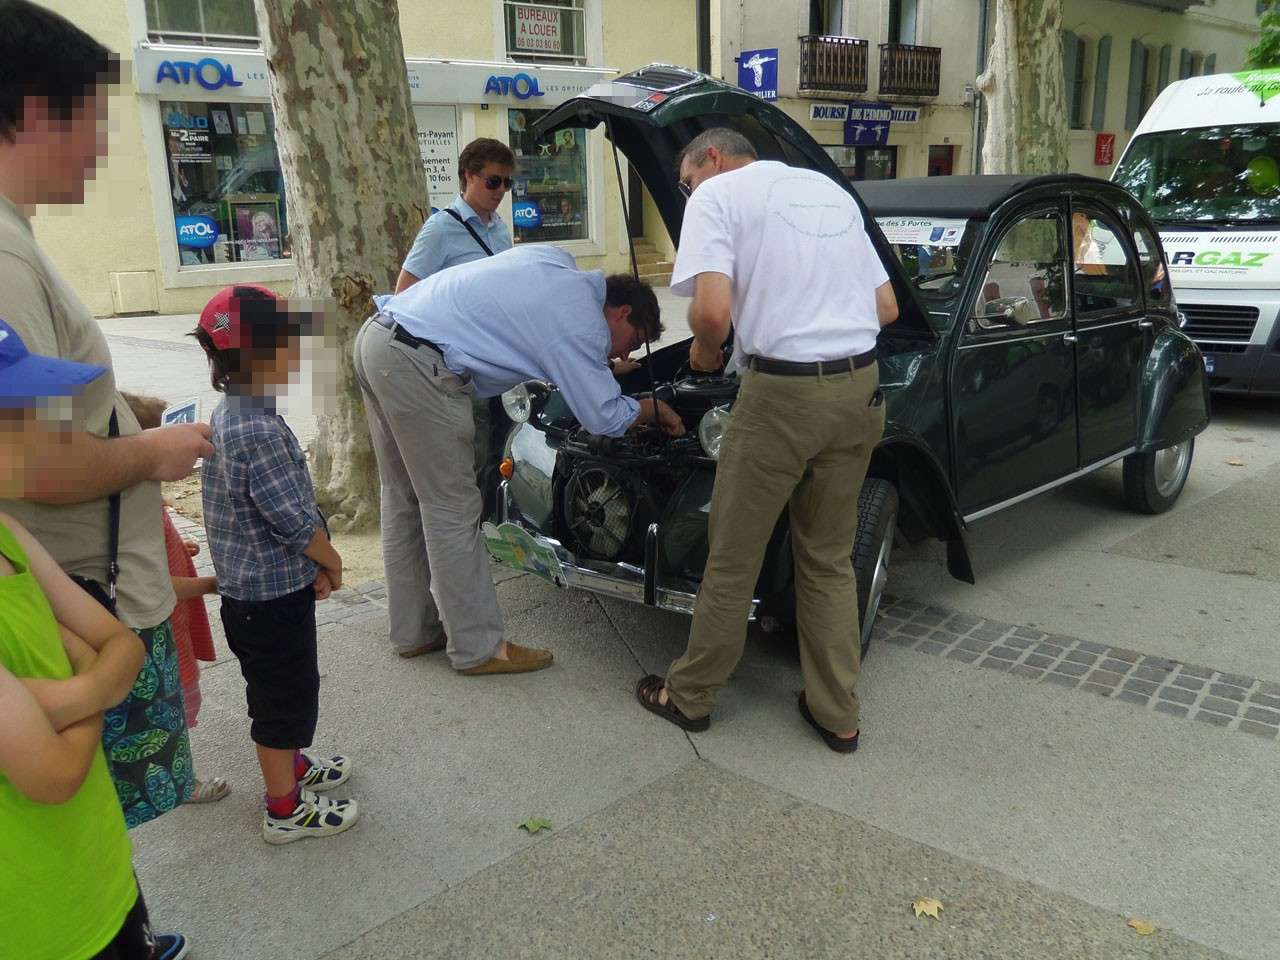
[192, 285, 358, 844]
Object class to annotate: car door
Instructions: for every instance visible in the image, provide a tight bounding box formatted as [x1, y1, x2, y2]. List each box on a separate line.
[953, 205, 1078, 513]
[1069, 199, 1145, 464]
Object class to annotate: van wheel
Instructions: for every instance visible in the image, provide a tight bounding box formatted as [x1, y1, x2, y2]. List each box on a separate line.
[1123, 438, 1194, 514]
[853, 479, 899, 659]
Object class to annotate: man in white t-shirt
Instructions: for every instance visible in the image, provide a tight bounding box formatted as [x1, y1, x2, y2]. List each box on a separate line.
[636, 128, 898, 753]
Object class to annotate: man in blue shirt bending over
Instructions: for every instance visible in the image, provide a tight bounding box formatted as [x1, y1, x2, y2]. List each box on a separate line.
[353, 246, 684, 676]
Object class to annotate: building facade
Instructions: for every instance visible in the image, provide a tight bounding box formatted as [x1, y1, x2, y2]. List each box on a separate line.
[33, 0, 694, 316]
[707, 0, 1260, 185]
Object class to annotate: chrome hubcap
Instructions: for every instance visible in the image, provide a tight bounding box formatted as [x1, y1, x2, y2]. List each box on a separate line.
[862, 511, 896, 644]
[1153, 440, 1191, 498]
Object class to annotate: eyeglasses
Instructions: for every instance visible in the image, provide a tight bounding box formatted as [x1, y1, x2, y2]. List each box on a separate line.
[677, 177, 693, 199]
[482, 174, 515, 190]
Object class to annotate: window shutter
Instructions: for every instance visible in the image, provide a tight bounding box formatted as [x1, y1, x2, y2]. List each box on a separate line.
[1092, 35, 1112, 130]
[1125, 38, 1145, 129]
[1062, 30, 1080, 122]
[1204, 53, 1216, 75]
[1179, 49, 1193, 79]
[1158, 44, 1172, 91]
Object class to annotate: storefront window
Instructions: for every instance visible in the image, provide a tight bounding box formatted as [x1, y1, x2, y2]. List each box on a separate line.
[503, 0, 587, 65]
[823, 145, 897, 181]
[147, 0, 259, 45]
[161, 101, 290, 268]
[508, 108, 589, 244]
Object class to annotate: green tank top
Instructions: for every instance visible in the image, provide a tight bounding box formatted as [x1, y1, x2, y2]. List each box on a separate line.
[0, 519, 137, 959]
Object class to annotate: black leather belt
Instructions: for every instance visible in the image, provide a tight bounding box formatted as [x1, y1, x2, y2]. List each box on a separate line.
[392, 324, 444, 355]
[748, 349, 876, 376]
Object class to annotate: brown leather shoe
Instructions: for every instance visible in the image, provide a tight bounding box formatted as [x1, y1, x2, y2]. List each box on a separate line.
[459, 642, 553, 676]
[397, 635, 448, 658]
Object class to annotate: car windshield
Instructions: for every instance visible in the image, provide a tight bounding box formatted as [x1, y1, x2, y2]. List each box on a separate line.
[1114, 124, 1280, 225]
[873, 216, 980, 326]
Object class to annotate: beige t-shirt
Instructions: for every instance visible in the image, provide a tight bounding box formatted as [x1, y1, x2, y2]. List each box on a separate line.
[0, 195, 174, 629]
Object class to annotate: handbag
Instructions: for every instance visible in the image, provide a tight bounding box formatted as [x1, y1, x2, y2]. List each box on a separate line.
[69, 408, 121, 615]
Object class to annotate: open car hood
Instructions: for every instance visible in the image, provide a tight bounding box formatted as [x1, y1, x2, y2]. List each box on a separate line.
[532, 64, 933, 336]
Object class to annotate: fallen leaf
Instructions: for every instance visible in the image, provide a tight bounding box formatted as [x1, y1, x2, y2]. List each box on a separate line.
[912, 897, 943, 920]
[517, 817, 552, 834]
[1226, 458, 1245, 466]
[1128, 918, 1156, 936]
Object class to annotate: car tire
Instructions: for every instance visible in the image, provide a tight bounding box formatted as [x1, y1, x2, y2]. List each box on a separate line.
[1122, 437, 1194, 515]
[853, 478, 899, 659]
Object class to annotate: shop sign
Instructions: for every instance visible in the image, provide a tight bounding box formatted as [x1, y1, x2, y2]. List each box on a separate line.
[175, 215, 220, 249]
[512, 200, 543, 229]
[483, 72, 546, 100]
[155, 57, 244, 91]
[738, 48, 778, 101]
[1094, 133, 1116, 166]
[513, 3, 562, 54]
[413, 105, 459, 199]
[876, 216, 967, 248]
[810, 103, 849, 122]
[844, 102, 893, 146]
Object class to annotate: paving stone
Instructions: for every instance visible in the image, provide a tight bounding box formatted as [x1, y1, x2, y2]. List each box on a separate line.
[1105, 647, 1142, 663]
[1154, 701, 1189, 718]
[1034, 643, 1065, 657]
[1240, 721, 1279, 740]
[1011, 627, 1045, 641]
[1054, 661, 1089, 677]
[982, 620, 1015, 634]
[928, 630, 959, 644]
[1170, 675, 1206, 691]
[1194, 710, 1232, 728]
[945, 614, 980, 630]
[881, 607, 908, 621]
[1076, 640, 1108, 655]
[1217, 672, 1256, 689]
[1209, 683, 1247, 702]
[1140, 655, 1177, 671]
[969, 627, 1008, 643]
[1116, 690, 1150, 706]
[1199, 696, 1241, 716]
[913, 613, 945, 627]
[1244, 706, 1280, 726]
[1003, 636, 1036, 650]
[886, 634, 917, 648]
[1099, 658, 1132, 674]
[946, 649, 979, 664]
[1250, 692, 1280, 711]
[1080, 682, 1113, 697]
[1157, 686, 1197, 706]
[1043, 673, 1078, 689]
[1008, 664, 1042, 680]
[924, 605, 950, 617]
[1024, 653, 1056, 669]
[897, 623, 930, 638]
[1123, 678, 1159, 696]
[917, 640, 948, 656]
[1133, 666, 1171, 683]
[987, 645, 1022, 661]
[1179, 665, 1214, 680]
[1260, 682, 1280, 697]
[958, 637, 993, 654]
[1086, 670, 1124, 687]
[1063, 649, 1097, 666]
[894, 599, 923, 612]
[1044, 634, 1076, 647]
[979, 657, 1012, 672]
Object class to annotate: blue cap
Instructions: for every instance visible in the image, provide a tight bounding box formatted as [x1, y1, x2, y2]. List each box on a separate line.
[0, 318, 106, 407]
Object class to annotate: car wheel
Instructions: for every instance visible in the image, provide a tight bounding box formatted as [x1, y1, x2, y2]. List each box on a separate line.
[853, 478, 899, 659]
[1122, 437, 1194, 514]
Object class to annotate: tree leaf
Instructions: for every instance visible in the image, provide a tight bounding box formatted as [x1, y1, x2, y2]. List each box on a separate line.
[912, 897, 943, 920]
[518, 817, 552, 834]
[1128, 918, 1156, 936]
[1226, 458, 1245, 466]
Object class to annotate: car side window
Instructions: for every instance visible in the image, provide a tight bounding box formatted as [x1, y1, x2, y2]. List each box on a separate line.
[1129, 221, 1172, 306]
[973, 211, 1067, 330]
[1071, 207, 1141, 316]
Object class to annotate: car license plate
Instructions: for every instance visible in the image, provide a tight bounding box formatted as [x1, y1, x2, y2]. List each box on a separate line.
[1203, 354, 1216, 373]
[482, 521, 568, 588]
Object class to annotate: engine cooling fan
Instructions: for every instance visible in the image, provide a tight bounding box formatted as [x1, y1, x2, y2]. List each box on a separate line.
[564, 465, 634, 561]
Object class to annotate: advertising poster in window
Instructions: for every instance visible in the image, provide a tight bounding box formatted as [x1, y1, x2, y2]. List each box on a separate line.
[412, 105, 459, 210]
[509, 107, 588, 244]
[513, 3, 562, 53]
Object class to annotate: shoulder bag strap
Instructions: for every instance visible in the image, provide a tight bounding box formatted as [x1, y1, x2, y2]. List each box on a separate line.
[442, 207, 495, 257]
[106, 408, 121, 605]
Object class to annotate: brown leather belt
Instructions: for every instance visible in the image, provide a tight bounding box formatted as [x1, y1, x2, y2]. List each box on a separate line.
[747, 349, 877, 376]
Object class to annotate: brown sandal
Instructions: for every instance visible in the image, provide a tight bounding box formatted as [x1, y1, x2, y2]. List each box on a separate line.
[798, 692, 859, 753]
[636, 675, 710, 732]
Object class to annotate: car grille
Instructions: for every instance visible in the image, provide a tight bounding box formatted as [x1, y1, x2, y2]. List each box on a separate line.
[1180, 303, 1259, 349]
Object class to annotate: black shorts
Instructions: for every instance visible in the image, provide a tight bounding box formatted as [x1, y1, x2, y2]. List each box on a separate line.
[91, 882, 153, 960]
[220, 585, 319, 750]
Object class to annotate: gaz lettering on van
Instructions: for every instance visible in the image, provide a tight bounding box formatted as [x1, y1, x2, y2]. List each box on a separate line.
[1166, 250, 1272, 268]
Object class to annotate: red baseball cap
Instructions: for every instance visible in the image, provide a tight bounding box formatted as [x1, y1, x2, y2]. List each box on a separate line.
[197, 284, 281, 351]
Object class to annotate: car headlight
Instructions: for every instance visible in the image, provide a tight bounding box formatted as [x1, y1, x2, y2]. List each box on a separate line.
[698, 405, 732, 460]
[502, 383, 532, 423]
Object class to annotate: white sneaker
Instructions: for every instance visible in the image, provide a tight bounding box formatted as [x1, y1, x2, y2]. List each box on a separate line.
[263, 789, 359, 845]
[297, 750, 352, 793]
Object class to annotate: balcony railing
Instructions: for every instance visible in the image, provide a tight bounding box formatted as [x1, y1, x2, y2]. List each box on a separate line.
[878, 42, 941, 98]
[798, 35, 868, 97]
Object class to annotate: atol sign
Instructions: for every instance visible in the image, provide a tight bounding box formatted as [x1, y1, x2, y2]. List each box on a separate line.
[512, 200, 543, 229]
[155, 58, 244, 91]
[175, 215, 220, 250]
[483, 73, 546, 100]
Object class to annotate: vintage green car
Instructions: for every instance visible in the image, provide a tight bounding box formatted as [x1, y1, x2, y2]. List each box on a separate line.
[481, 65, 1210, 654]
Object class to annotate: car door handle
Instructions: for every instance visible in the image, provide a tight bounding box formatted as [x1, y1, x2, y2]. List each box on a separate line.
[1138, 319, 1154, 329]
[1062, 333, 1078, 344]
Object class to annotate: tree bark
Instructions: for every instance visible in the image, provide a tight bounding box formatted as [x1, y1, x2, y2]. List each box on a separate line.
[254, 0, 427, 531]
[976, 0, 1068, 175]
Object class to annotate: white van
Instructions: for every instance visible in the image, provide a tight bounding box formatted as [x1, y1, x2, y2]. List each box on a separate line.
[1114, 69, 1280, 394]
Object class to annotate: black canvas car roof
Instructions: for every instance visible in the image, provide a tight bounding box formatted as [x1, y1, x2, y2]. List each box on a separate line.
[854, 174, 1106, 218]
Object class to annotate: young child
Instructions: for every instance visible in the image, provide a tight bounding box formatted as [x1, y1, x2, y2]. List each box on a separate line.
[121, 393, 229, 804]
[0, 330, 188, 958]
[192, 285, 358, 844]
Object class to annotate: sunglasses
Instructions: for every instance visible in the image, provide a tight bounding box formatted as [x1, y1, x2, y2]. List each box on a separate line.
[677, 177, 693, 199]
[480, 174, 515, 190]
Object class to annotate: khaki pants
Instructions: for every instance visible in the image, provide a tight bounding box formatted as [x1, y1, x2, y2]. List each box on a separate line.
[666, 363, 885, 732]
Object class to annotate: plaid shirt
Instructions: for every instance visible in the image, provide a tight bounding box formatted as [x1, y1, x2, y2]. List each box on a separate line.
[201, 395, 324, 601]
